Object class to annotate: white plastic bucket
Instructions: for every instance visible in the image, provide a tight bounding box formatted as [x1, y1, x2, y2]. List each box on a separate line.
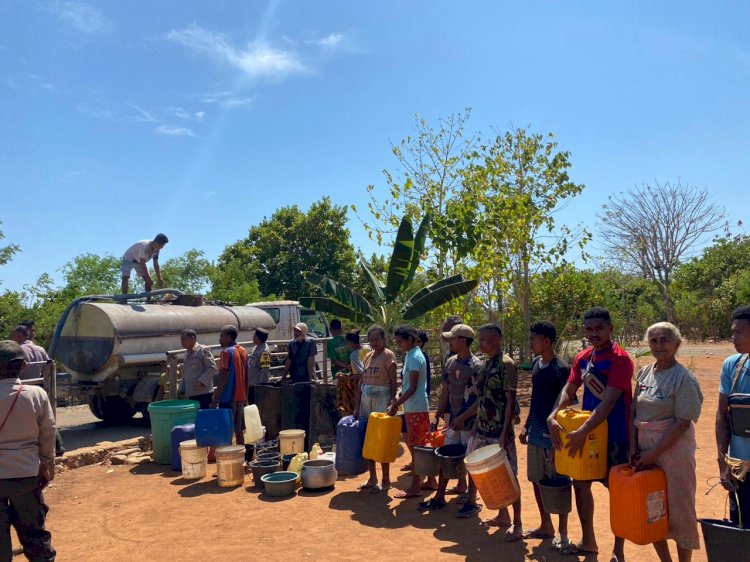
[279, 429, 306, 455]
[464, 444, 520, 510]
[243, 405, 264, 443]
[179, 439, 208, 480]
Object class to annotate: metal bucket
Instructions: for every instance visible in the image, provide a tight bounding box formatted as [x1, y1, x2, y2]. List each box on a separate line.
[538, 476, 573, 514]
[699, 519, 750, 562]
[435, 443, 466, 480]
[414, 446, 439, 477]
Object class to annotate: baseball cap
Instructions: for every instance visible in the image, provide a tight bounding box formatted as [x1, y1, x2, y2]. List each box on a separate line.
[294, 323, 308, 336]
[441, 324, 475, 339]
[0, 340, 25, 367]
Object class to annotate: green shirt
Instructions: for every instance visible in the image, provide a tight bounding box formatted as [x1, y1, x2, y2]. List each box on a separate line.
[475, 353, 517, 438]
[327, 335, 351, 378]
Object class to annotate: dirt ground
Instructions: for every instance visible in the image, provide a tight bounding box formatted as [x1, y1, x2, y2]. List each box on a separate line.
[39, 343, 734, 562]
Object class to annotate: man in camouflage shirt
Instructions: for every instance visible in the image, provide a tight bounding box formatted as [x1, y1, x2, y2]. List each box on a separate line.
[464, 323, 523, 540]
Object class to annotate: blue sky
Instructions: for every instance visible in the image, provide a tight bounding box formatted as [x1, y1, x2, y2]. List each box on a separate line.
[1, 1, 749, 293]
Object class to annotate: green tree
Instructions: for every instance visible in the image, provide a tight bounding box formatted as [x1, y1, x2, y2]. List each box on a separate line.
[0, 220, 20, 272]
[300, 215, 478, 333]
[361, 110, 477, 277]
[220, 197, 358, 299]
[160, 249, 215, 295]
[208, 258, 263, 304]
[59, 254, 121, 296]
[672, 235, 750, 339]
[463, 128, 589, 359]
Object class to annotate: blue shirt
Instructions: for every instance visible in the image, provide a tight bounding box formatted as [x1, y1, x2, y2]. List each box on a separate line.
[402, 347, 428, 413]
[528, 357, 569, 448]
[219, 345, 237, 404]
[720, 353, 750, 460]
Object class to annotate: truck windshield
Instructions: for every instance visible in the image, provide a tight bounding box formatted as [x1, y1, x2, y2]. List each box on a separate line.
[300, 308, 329, 338]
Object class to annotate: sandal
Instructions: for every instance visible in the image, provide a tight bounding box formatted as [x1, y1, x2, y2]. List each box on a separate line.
[523, 528, 555, 539]
[418, 498, 446, 511]
[561, 543, 599, 556]
[456, 503, 482, 518]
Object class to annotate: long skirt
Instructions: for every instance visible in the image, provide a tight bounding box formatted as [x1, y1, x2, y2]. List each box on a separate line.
[635, 418, 699, 550]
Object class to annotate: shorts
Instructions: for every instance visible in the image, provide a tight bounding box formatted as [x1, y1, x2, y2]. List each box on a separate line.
[444, 428, 471, 447]
[120, 258, 146, 278]
[405, 412, 430, 447]
[467, 433, 518, 475]
[359, 385, 391, 419]
[527, 444, 558, 482]
[219, 401, 245, 434]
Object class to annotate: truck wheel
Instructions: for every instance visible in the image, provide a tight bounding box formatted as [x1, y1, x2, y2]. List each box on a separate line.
[100, 397, 136, 425]
[88, 393, 105, 420]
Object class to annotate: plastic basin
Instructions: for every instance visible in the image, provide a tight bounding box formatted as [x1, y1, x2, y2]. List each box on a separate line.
[249, 460, 281, 487]
[261, 471, 298, 497]
[147, 400, 200, 465]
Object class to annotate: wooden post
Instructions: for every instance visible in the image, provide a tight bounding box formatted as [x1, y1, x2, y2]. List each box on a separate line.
[43, 361, 57, 418]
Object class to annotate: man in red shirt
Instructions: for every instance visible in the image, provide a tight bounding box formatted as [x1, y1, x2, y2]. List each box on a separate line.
[210, 325, 248, 445]
[547, 307, 634, 561]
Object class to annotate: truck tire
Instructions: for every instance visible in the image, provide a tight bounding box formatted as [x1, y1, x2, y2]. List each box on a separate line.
[100, 397, 136, 425]
[88, 393, 105, 420]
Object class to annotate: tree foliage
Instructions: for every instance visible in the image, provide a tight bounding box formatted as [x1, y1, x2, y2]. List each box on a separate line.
[300, 215, 478, 332]
[463, 128, 589, 358]
[362, 109, 477, 276]
[160, 249, 214, 295]
[0, 220, 20, 273]
[219, 197, 358, 299]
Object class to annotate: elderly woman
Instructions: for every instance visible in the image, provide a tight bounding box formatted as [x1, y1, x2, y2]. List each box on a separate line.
[629, 322, 703, 562]
[356, 325, 397, 493]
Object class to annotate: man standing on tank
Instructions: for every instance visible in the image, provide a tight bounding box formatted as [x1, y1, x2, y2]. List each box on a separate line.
[120, 233, 168, 294]
[0, 340, 57, 561]
[178, 329, 218, 410]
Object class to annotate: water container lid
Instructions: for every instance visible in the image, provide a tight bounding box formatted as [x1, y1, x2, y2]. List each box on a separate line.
[179, 439, 200, 450]
[216, 445, 246, 454]
[279, 429, 306, 437]
[465, 444, 506, 464]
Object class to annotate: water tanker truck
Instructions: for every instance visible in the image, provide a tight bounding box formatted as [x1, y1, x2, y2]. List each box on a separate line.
[50, 290, 276, 424]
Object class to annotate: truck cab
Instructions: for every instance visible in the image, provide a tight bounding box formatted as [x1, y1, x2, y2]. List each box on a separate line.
[248, 300, 330, 341]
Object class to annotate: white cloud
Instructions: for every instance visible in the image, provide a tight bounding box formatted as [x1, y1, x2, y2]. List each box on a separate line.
[131, 104, 159, 123]
[155, 125, 197, 138]
[48, 1, 112, 35]
[165, 25, 308, 80]
[196, 91, 256, 109]
[316, 33, 344, 49]
[76, 102, 119, 120]
[165, 106, 205, 121]
[194, 111, 205, 120]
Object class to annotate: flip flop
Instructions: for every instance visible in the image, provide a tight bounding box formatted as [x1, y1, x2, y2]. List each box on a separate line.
[418, 498, 446, 511]
[561, 543, 599, 556]
[456, 503, 482, 518]
[552, 538, 572, 551]
[400, 463, 413, 472]
[522, 529, 555, 539]
[394, 491, 422, 499]
[505, 529, 524, 543]
[358, 482, 376, 490]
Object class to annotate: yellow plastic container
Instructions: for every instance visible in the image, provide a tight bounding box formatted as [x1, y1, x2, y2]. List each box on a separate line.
[554, 408, 608, 481]
[362, 413, 402, 464]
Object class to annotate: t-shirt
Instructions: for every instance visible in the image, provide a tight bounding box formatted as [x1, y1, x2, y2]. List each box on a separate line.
[442, 353, 482, 430]
[635, 363, 703, 423]
[720, 353, 750, 460]
[122, 240, 159, 263]
[362, 348, 397, 387]
[327, 335, 351, 377]
[528, 357, 570, 448]
[287, 336, 317, 383]
[402, 347, 428, 413]
[19, 340, 50, 380]
[349, 345, 371, 376]
[568, 342, 634, 444]
[219, 343, 248, 403]
[475, 353, 517, 438]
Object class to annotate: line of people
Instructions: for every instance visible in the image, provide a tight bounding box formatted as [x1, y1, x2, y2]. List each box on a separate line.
[336, 305, 750, 562]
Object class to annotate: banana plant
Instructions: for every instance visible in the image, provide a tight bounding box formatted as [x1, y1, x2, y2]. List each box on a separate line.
[299, 214, 478, 331]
